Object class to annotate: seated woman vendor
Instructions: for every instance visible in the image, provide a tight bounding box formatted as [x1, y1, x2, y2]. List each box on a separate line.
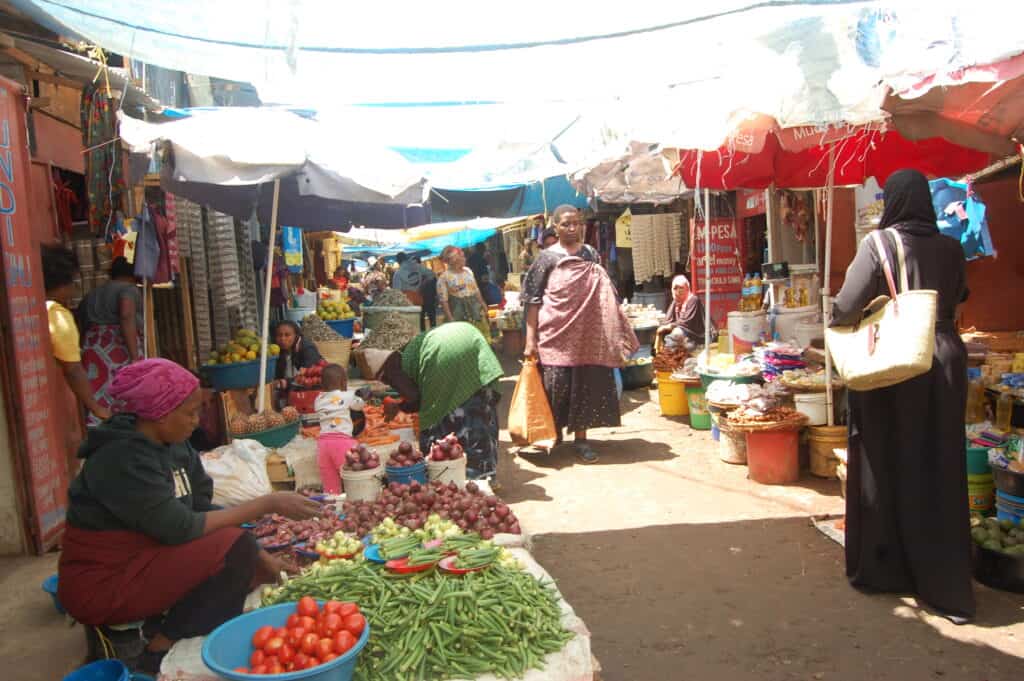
[274, 320, 323, 401]
[657, 274, 714, 353]
[58, 358, 321, 673]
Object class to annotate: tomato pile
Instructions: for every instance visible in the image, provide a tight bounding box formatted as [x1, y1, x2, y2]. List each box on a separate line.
[233, 597, 366, 675]
[293, 360, 329, 388]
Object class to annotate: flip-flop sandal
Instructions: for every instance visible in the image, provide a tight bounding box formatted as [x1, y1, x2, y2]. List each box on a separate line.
[574, 443, 599, 464]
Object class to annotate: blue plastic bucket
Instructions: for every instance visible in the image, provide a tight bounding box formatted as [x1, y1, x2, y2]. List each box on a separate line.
[202, 602, 370, 681]
[325, 319, 355, 338]
[996, 503, 1024, 524]
[386, 461, 428, 486]
[63, 660, 153, 681]
[42, 573, 64, 614]
[996, 489, 1024, 506]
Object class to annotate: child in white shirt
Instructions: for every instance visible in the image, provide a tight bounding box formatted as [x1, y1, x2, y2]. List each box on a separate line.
[313, 364, 365, 494]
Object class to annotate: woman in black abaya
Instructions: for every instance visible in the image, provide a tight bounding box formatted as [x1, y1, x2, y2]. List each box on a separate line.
[831, 168, 973, 623]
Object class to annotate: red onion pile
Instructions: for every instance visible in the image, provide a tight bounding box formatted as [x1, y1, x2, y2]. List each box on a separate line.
[429, 433, 464, 462]
[339, 480, 521, 539]
[344, 443, 381, 471]
[386, 441, 424, 468]
[251, 510, 345, 547]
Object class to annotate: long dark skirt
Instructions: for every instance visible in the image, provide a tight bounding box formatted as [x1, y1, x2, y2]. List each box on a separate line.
[541, 365, 621, 434]
[419, 387, 501, 479]
[845, 330, 974, 618]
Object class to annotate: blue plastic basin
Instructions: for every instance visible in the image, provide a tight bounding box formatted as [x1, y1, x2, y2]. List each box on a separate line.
[42, 573, 64, 614]
[63, 660, 153, 681]
[385, 462, 427, 486]
[202, 357, 278, 391]
[202, 602, 370, 681]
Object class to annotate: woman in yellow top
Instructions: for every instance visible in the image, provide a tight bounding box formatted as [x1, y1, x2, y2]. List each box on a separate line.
[41, 245, 111, 424]
[436, 246, 489, 337]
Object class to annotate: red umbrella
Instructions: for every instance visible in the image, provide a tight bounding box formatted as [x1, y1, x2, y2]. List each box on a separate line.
[674, 126, 989, 190]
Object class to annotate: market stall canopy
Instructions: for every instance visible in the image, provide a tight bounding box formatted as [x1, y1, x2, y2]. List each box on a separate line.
[338, 217, 520, 257]
[118, 108, 431, 228]
[674, 125, 989, 190]
[571, 143, 688, 205]
[882, 52, 1024, 156]
[21, 1, 1024, 145]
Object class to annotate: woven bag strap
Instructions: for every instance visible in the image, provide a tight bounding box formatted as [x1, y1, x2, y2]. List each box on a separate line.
[869, 230, 900, 302]
[886, 228, 910, 293]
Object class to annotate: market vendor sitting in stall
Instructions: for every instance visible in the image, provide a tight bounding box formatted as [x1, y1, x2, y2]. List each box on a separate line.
[657, 274, 714, 353]
[274, 320, 323, 405]
[58, 358, 321, 674]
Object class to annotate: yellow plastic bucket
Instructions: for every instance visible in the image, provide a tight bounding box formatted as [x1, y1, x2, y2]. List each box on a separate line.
[658, 379, 689, 416]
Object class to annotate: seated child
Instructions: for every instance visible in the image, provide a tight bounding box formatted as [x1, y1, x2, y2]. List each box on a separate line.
[313, 364, 365, 494]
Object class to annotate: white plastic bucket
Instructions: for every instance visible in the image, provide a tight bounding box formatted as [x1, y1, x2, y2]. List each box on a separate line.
[727, 310, 767, 356]
[286, 306, 316, 323]
[794, 392, 828, 426]
[719, 428, 748, 464]
[771, 305, 818, 344]
[794, 319, 823, 348]
[427, 457, 467, 487]
[294, 290, 318, 309]
[341, 466, 383, 502]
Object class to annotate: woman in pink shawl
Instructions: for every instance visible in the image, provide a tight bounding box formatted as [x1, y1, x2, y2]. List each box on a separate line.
[523, 205, 638, 463]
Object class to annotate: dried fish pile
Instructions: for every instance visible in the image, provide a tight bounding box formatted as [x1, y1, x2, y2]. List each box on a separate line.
[372, 288, 413, 307]
[301, 314, 344, 342]
[361, 313, 418, 351]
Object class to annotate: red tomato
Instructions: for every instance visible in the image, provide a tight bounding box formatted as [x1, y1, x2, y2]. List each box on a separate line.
[338, 602, 358, 618]
[251, 625, 274, 650]
[292, 653, 310, 670]
[300, 632, 319, 656]
[286, 627, 306, 648]
[278, 643, 296, 665]
[232, 668, 249, 674]
[304, 656, 321, 670]
[315, 637, 334, 660]
[322, 653, 339, 663]
[266, 660, 284, 675]
[296, 596, 319, 618]
[333, 630, 356, 655]
[263, 636, 285, 657]
[286, 613, 302, 629]
[273, 627, 289, 641]
[298, 616, 317, 631]
[249, 650, 266, 668]
[321, 613, 342, 637]
[343, 613, 366, 637]
[250, 665, 268, 675]
[323, 600, 343, 615]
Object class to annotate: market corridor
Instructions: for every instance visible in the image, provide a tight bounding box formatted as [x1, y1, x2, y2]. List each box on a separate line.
[3, 376, 1023, 681]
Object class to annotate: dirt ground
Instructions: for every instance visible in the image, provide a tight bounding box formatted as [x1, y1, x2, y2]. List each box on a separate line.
[3, 374, 1023, 681]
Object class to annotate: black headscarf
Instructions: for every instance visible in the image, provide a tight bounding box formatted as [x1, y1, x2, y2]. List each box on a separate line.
[879, 169, 937, 231]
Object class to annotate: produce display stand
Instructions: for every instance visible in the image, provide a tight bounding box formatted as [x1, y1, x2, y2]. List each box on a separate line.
[158, 544, 596, 681]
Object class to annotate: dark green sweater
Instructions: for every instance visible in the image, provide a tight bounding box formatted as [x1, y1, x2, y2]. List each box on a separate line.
[67, 414, 215, 545]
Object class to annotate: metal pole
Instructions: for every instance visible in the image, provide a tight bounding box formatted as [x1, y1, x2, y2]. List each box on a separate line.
[704, 187, 711, 352]
[257, 178, 281, 414]
[823, 145, 836, 427]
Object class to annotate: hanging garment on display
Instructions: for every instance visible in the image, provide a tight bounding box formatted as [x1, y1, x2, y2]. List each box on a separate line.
[235, 217, 260, 332]
[176, 196, 212, 355]
[282, 226, 304, 273]
[929, 178, 996, 260]
[631, 213, 656, 284]
[206, 210, 244, 346]
[133, 206, 162, 281]
[81, 82, 125, 236]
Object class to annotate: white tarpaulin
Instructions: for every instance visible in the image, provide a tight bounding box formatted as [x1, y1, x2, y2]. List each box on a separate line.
[21, 1, 1024, 150]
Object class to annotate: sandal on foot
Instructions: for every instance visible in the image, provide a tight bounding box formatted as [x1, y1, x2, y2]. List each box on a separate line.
[574, 443, 599, 464]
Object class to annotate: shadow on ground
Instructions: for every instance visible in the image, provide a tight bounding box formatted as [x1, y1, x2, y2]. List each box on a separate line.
[532, 518, 1024, 681]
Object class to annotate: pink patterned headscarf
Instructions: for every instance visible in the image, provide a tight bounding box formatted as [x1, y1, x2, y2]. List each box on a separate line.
[109, 358, 199, 421]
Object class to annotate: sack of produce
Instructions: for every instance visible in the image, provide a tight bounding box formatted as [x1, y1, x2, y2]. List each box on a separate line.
[202, 440, 273, 507]
[508, 358, 557, 446]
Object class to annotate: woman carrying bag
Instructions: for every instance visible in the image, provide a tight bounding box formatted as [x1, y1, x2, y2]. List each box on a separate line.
[831, 168, 973, 623]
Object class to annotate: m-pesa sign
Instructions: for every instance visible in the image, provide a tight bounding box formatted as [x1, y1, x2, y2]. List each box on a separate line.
[689, 218, 744, 294]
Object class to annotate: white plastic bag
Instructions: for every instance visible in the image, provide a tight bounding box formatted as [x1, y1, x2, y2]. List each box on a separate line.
[279, 436, 320, 490]
[201, 440, 273, 507]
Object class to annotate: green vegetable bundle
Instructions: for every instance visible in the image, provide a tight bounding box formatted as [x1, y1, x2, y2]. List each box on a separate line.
[263, 560, 573, 680]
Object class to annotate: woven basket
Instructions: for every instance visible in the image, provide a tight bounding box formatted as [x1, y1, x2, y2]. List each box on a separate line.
[318, 338, 352, 368]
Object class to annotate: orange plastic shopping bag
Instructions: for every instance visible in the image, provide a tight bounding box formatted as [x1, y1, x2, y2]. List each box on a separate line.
[508, 358, 558, 447]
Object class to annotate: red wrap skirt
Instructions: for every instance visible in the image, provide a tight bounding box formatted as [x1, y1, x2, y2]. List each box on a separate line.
[58, 525, 244, 626]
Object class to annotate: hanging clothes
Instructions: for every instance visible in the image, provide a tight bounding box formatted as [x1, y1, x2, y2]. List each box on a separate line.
[282, 227, 303, 273]
[133, 206, 161, 281]
[52, 170, 78, 236]
[81, 82, 125, 236]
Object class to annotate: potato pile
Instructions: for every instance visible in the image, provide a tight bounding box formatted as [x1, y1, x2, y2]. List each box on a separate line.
[972, 515, 1024, 556]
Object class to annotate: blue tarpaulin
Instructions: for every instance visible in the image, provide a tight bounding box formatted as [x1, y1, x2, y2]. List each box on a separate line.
[431, 176, 588, 222]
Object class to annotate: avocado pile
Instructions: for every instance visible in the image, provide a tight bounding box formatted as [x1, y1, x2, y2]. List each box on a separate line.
[971, 515, 1024, 556]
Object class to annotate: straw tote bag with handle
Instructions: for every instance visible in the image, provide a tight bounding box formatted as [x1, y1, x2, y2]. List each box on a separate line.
[826, 228, 937, 391]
